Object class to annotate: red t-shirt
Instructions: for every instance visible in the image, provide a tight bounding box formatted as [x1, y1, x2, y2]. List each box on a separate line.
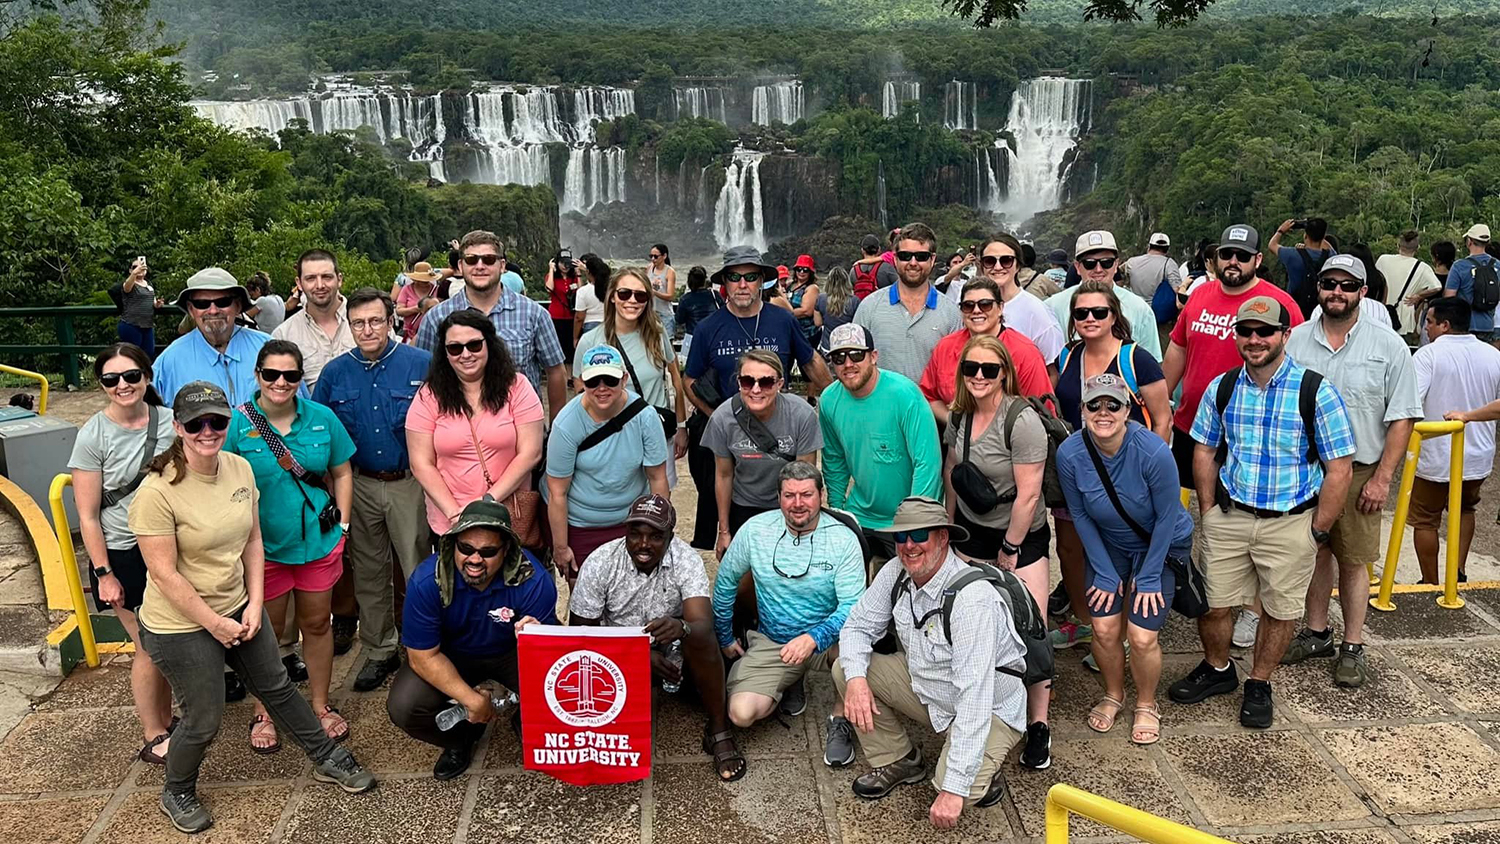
[1169, 278, 1304, 432]
[548, 274, 574, 320]
[919, 327, 1054, 406]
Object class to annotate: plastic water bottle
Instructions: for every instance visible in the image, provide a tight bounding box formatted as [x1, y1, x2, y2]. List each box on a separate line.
[660, 640, 684, 693]
[435, 691, 514, 731]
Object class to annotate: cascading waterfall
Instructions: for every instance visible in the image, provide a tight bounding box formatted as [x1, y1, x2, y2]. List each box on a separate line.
[474, 145, 552, 188]
[561, 147, 628, 213]
[882, 81, 921, 119]
[751, 81, 804, 126]
[675, 87, 728, 122]
[695, 164, 712, 223]
[976, 148, 1003, 214]
[714, 150, 767, 251]
[997, 77, 1092, 223]
[191, 99, 314, 134]
[194, 92, 444, 169]
[573, 87, 636, 138]
[876, 160, 888, 232]
[943, 80, 977, 130]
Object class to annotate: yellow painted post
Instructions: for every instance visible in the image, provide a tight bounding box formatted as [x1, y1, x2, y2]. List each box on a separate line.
[1370, 430, 1421, 612]
[1438, 426, 1466, 609]
[1045, 789, 1071, 843]
[48, 474, 97, 668]
[0, 363, 49, 415]
[1180, 488, 1191, 509]
[1044, 784, 1239, 843]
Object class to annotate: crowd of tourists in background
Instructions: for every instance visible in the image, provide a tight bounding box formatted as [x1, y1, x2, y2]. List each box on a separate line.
[77, 213, 1500, 832]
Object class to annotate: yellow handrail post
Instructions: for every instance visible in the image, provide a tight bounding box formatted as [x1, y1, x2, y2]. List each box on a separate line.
[1438, 425, 1466, 609]
[48, 474, 98, 669]
[1370, 430, 1421, 612]
[1045, 789, 1071, 842]
[1044, 784, 1239, 843]
[0, 363, 49, 415]
[1372, 421, 1465, 613]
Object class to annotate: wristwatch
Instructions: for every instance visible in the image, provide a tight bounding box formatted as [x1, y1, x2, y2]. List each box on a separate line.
[339, 522, 350, 535]
[92, 564, 112, 578]
[1311, 527, 1332, 546]
[999, 537, 1021, 557]
[680, 620, 692, 638]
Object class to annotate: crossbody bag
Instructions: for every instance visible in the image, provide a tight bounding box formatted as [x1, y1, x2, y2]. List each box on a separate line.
[237, 402, 339, 538]
[100, 405, 162, 510]
[466, 412, 544, 550]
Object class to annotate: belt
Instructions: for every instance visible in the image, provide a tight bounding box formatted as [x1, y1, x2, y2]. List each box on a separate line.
[355, 467, 409, 482]
[1229, 497, 1317, 519]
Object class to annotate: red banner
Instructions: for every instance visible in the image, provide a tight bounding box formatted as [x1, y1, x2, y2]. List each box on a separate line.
[518, 626, 652, 786]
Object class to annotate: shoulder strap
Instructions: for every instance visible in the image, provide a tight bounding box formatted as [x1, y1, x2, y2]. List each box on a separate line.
[1299, 370, 1323, 464]
[1002, 397, 1027, 451]
[1058, 340, 1081, 373]
[889, 568, 911, 606]
[957, 411, 974, 464]
[614, 339, 644, 395]
[732, 395, 797, 461]
[578, 397, 651, 453]
[1397, 260, 1421, 303]
[466, 413, 495, 488]
[1118, 343, 1139, 396]
[939, 565, 1001, 643]
[238, 401, 318, 484]
[1084, 432, 1150, 541]
[1213, 366, 1242, 465]
[100, 405, 162, 510]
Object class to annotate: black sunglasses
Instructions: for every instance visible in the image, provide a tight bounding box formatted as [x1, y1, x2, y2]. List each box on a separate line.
[1079, 257, 1117, 271]
[99, 369, 145, 389]
[188, 295, 238, 311]
[828, 349, 868, 366]
[895, 250, 934, 263]
[793, 267, 813, 274]
[1085, 398, 1126, 413]
[959, 298, 998, 314]
[892, 528, 931, 544]
[462, 254, 500, 266]
[722, 271, 762, 285]
[456, 540, 503, 559]
[182, 415, 230, 434]
[584, 374, 621, 389]
[1217, 249, 1255, 263]
[980, 254, 1017, 270]
[615, 288, 652, 303]
[1072, 306, 1112, 322]
[770, 532, 812, 579]
[1235, 324, 1282, 338]
[1319, 278, 1363, 292]
[738, 375, 779, 392]
[257, 367, 303, 384]
[960, 360, 1004, 379]
[444, 339, 485, 357]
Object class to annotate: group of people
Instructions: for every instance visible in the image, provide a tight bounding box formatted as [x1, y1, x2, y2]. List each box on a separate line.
[77, 215, 1500, 833]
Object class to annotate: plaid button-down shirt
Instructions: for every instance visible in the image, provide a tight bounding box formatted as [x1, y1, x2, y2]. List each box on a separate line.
[1190, 356, 1357, 512]
[413, 286, 564, 398]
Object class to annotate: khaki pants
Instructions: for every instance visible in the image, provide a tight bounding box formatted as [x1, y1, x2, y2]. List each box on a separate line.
[349, 474, 430, 661]
[832, 653, 1021, 805]
[1201, 506, 1317, 621]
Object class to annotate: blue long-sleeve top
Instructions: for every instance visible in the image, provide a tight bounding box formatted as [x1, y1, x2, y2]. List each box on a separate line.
[1056, 422, 1193, 595]
[712, 510, 866, 652]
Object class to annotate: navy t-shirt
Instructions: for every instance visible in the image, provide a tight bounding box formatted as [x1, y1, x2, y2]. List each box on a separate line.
[1055, 343, 1165, 431]
[684, 304, 815, 401]
[402, 552, 558, 657]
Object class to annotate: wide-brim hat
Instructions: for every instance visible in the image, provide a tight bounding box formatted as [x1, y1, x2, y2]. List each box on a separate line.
[436, 496, 529, 607]
[173, 267, 252, 313]
[710, 245, 779, 289]
[407, 261, 443, 283]
[873, 496, 970, 543]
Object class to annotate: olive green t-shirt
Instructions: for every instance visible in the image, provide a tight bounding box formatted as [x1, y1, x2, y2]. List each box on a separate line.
[130, 453, 259, 634]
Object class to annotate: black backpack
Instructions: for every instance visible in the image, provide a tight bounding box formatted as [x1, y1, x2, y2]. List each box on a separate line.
[1213, 365, 1324, 465]
[1292, 246, 1331, 317]
[888, 562, 1054, 687]
[1471, 257, 1500, 312]
[1002, 395, 1071, 509]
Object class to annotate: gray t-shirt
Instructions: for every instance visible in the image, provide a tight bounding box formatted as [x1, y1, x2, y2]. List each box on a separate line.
[703, 393, 822, 509]
[573, 326, 677, 409]
[120, 280, 156, 329]
[251, 295, 286, 333]
[943, 396, 1049, 532]
[1121, 254, 1181, 305]
[67, 407, 177, 549]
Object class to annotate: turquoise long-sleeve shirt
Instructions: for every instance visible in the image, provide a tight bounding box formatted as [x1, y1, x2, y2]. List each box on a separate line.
[818, 368, 942, 528]
[712, 510, 866, 651]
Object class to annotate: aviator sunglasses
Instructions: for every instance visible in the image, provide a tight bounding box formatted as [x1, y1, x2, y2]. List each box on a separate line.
[1085, 398, 1125, 413]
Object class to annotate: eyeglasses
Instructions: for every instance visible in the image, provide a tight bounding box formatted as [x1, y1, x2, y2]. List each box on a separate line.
[462, 254, 500, 266]
[648, 253, 662, 260]
[1318, 278, 1363, 292]
[182, 415, 230, 434]
[349, 317, 388, 333]
[770, 531, 812, 579]
[980, 254, 1017, 270]
[793, 267, 813, 275]
[1072, 306, 1112, 322]
[615, 288, 652, 303]
[1079, 257, 1117, 271]
[99, 369, 145, 389]
[584, 374, 621, 389]
[892, 528, 931, 544]
[445, 339, 485, 357]
[738, 375, 779, 392]
[958, 298, 998, 314]
[722, 271, 761, 285]
[895, 250, 934, 263]
[188, 295, 237, 311]
[257, 367, 304, 384]
[960, 360, 1003, 379]
[456, 540, 502, 559]
[1085, 398, 1126, 413]
[1217, 249, 1255, 263]
[1234, 324, 1282, 338]
[828, 350, 868, 366]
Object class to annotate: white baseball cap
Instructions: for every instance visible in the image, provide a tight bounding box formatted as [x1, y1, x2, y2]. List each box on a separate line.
[1074, 231, 1119, 256]
[1465, 224, 1491, 243]
[1149, 232, 1170, 247]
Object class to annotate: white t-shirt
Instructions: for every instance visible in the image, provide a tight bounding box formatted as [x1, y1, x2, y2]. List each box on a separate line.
[1414, 333, 1500, 481]
[574, 284, 607, 325]
[1309, 297, 1391, 331]
[1375, 254, 1441, 334]
[997, 289, 1065, 363]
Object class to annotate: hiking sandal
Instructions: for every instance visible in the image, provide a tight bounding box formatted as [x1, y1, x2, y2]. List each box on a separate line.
[1087, 695, 1124, 733]
[1131, 704, 1161, 746]
[318, 705, 350, 743]
[702, 729, 746, 782]
[249, 713, 281, 755]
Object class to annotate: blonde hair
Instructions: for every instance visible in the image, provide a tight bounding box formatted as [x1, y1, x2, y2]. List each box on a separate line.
[949, 334, 1020, 416]
[603, 267, 669, 371]
[735, 348, 785, 380]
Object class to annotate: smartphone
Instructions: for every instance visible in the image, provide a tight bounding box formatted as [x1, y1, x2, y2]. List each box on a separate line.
[1289, 220, 1307, 231]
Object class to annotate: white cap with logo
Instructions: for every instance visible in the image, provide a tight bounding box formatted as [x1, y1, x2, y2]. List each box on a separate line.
[1074, 231, 1119, 256]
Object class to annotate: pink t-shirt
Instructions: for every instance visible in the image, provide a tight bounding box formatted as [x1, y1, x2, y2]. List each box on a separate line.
[396, 281, 436, 342]
[1169, 279, 1304, 432]
[405, 377, 546, 533]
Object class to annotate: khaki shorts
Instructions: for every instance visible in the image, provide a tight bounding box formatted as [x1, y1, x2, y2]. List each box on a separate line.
[1408, 477, 1485, 531]
[727, 629, 834, 702]
[1330, 463, 1380, 566]
[1200, 506, 1317, 621]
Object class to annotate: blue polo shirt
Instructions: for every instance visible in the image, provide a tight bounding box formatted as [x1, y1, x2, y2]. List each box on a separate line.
[1446, 254, 1499, 332]
[154, 326, 282, 405]
[223, 394, 357, 564]
[402, 551, 558, 657]
[312, 341, 431, 473]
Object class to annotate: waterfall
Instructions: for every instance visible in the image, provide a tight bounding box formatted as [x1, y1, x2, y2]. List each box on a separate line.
[474, 145, 552, 188]
[695, 164, 712, 223]
[943, 80, 977, 131]
[573, 87, 636, 138]
[876, 159, 888, 232]
[674, 87, 728, 122]
[997, 77, 1092, 223]
[977, 148, 1003, 214]
[561, 146, 627, 213]
[653, 152, 660, 205]
[882, 81, 921, 119]
[751, 81, 804, 125]
[195, 92, 444, 167]
[714, 151, 767, 250]
[192, 99, 314, 134]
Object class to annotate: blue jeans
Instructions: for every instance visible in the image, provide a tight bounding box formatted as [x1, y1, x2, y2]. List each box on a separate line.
[117, 322, 155, 359]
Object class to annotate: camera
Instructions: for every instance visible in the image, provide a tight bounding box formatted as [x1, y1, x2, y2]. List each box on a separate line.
[317, 499, 341, 534]
[1289, 220, 1307, 231]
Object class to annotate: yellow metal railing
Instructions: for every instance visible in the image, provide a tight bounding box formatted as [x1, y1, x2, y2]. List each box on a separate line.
[0, 363, 49, 415]
[1371, 420, 1466, 612]
[1045, 784, 1237, 843]
[48, 474, 98, 668]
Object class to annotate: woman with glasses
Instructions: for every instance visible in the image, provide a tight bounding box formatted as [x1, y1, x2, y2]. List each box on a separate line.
[70, 343, 177, 764]
[949, 234, 1064, 366]
[574, 267, 688, 485]
[647, 243, 678, 338]
[919, 276, 1054, 427]
[223, 340, 356, 752]
[940, 334, 1055, 770]
[784, 255, 822, 345]
[1057, 375, 1192, 746]
[131, 381, 374, 834]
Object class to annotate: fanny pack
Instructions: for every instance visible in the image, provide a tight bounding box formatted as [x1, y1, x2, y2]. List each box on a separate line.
[949, 411, 1004, 514]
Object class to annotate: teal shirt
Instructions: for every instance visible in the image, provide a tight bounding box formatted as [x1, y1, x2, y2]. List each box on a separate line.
[224, 394, 356, 564]
[819, 369, 942, 528]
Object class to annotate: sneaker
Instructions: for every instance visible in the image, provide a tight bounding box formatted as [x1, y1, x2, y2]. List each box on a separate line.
[160, 789, 213, 834]
[1240, 679, 1273, 729]
[433, 741, 476, 781]
[1231, 611, 1260, 649]
[1280, 629, 1336, 665]
[332, 616, 358, 656]
[779, 677, 807, 717]
[976, 771, 1007, 808]
[1047, 582, 1070, 618]
[352, 654, 399, 692]
[282, 652, 308, 683]
[852, 746, 926, 799]
[825, 715, 856, 767]
[1081, 640, 1129, 673]
[1168, 659, 1239, 704]
[1333, 643, 1368, 688]
[1049, 621, 1093, 650]
[1019, 722, 1051, 770]
[224, 671, 246, 703]
[312, 746, 377, 793]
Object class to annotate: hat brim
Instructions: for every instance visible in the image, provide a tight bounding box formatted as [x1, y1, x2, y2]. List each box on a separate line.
[874, 520, 971, 544]
[711, 262, 781, 289]
[173, 286, 253, 314]
[407, 271, 443, 283]
[176, 402, 233, 424]
[581, 364, 626, 382]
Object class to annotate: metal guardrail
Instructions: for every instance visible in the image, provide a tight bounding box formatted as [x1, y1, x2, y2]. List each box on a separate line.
[0, 305, 168, 388]
[47, 474, 99, 669]
[1372, 420, 1467, 611]
[1045, 784, 1237, 843]
[0, 364, 49, 414]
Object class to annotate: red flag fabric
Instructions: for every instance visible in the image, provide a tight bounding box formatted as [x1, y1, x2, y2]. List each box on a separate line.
[518, 625, 653, 786]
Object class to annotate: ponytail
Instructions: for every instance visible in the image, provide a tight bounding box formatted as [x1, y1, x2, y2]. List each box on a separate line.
[147, 437, 188, 485]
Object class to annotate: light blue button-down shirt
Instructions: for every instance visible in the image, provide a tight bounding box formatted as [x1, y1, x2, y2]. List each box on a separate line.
[154, 326, 279, 406]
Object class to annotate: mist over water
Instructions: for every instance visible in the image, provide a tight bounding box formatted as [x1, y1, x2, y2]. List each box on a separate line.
[997, 77, 1092, 224]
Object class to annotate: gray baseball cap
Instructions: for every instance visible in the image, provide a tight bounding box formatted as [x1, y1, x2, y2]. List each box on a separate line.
[172, 381, 232, 423]
[1082, 374, 1131, 406]
[1218, 224, 1261, 254]
[1318, 253, 1367, 284]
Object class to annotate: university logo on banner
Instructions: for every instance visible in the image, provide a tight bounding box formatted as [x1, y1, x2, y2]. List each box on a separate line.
[518, 626, 652, 786]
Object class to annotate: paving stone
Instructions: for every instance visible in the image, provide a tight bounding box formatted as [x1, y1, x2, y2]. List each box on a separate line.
[1239, 830, 1398, 844]
[1006, 738, 1192, 837]
[652, 758, 826, 844]
[1320, 722, 1500, 815]
[36, 662, 137, 711]
[467, 771, 641, 844]
[335, 691, 438, 774]
[826, 754, 1015, 842]
[1364, 594, 1499, 641]
[1406, 820, 1500, 843]
[1162, 731, 1368, 826]
[1157, 610, 1209, 654]
[0, 605, 49, 647]
[1277, 649, 1445, 723]
[282, 777, 465, 844]
[0, 709, 140, 793]
[136, 701, 311, 786]
[0, 795, 108, 844]
[1391, 645, 1500, 715]
[100, 784, 289, 843]
[653, 686, 808, 759]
